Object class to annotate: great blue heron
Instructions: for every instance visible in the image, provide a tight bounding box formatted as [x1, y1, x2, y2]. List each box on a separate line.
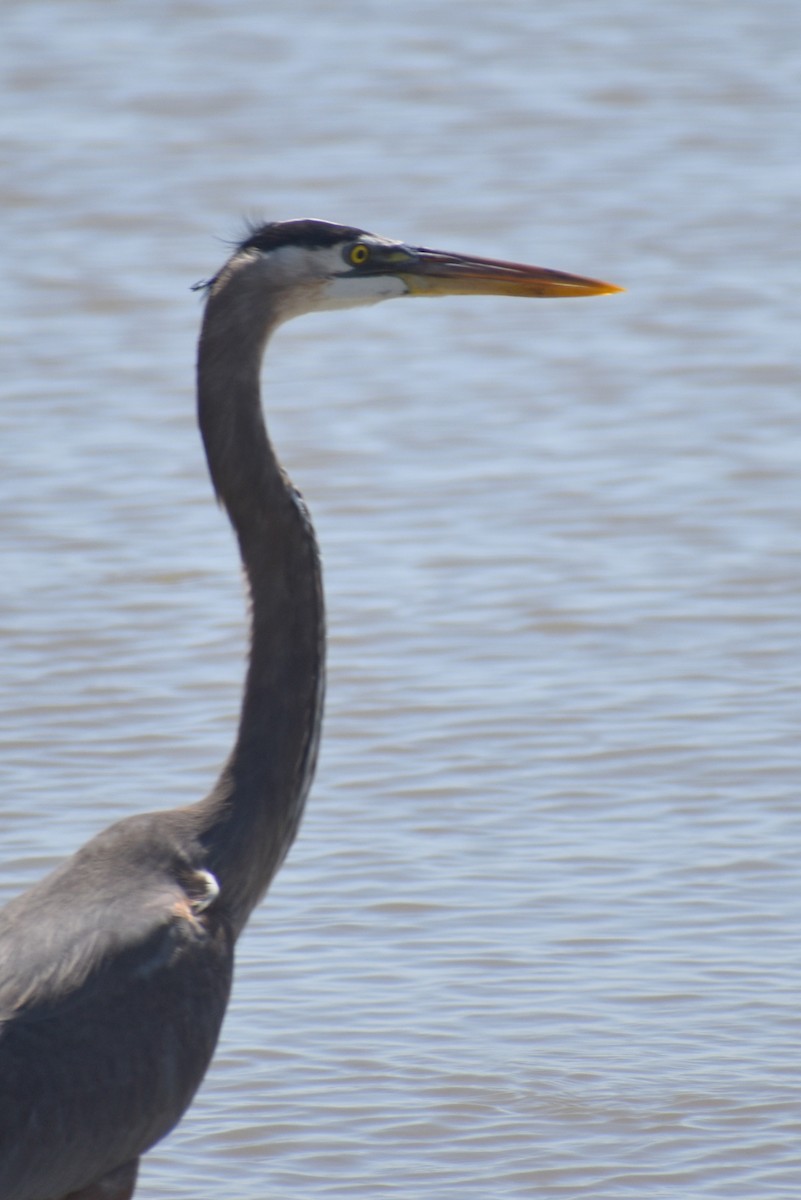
[0, 219, 620, 1200]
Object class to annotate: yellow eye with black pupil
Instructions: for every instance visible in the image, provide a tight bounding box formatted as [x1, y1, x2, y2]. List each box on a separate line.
[349, 244, 370, 266]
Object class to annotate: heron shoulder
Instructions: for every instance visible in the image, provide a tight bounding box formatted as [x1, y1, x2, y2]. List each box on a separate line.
[0, 811, 232, 1024]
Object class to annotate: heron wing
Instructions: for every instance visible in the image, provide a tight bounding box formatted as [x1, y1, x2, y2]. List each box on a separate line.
[0, 856, 233, 1199]
[0, 806, 231, 1021]
[0, 877, 194, 1020]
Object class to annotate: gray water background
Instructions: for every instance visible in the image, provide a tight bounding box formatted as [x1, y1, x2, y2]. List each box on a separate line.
[2, 1, 801, 1195]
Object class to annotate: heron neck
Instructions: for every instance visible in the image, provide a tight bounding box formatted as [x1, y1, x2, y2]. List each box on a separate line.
[192, 293, 325, 938]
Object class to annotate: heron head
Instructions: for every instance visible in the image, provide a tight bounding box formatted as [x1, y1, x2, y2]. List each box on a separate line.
[198, 218, 622, 326]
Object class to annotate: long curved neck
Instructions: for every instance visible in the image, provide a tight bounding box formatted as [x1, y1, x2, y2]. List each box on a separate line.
[191, 276, 325, 938]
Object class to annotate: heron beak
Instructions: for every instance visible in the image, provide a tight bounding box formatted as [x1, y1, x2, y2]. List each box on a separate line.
[398, 247, 623, 299]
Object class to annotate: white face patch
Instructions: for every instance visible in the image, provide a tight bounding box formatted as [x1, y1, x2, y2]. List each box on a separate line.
[316, 272, 409, 310]
[254, 239, 410, 324]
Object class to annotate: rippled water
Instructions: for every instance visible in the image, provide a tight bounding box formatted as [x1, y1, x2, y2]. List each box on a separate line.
[2, 1, 801, 1195]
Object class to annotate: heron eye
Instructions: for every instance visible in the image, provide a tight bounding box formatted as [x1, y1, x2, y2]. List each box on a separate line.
[348, 243, 371, 267]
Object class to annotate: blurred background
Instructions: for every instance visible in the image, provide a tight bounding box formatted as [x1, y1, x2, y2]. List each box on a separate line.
[2, 1, 800, 1196]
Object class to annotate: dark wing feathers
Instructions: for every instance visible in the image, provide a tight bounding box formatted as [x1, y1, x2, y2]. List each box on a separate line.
[0, 843, 233, 1200]
[0, 878, 187, 1021]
